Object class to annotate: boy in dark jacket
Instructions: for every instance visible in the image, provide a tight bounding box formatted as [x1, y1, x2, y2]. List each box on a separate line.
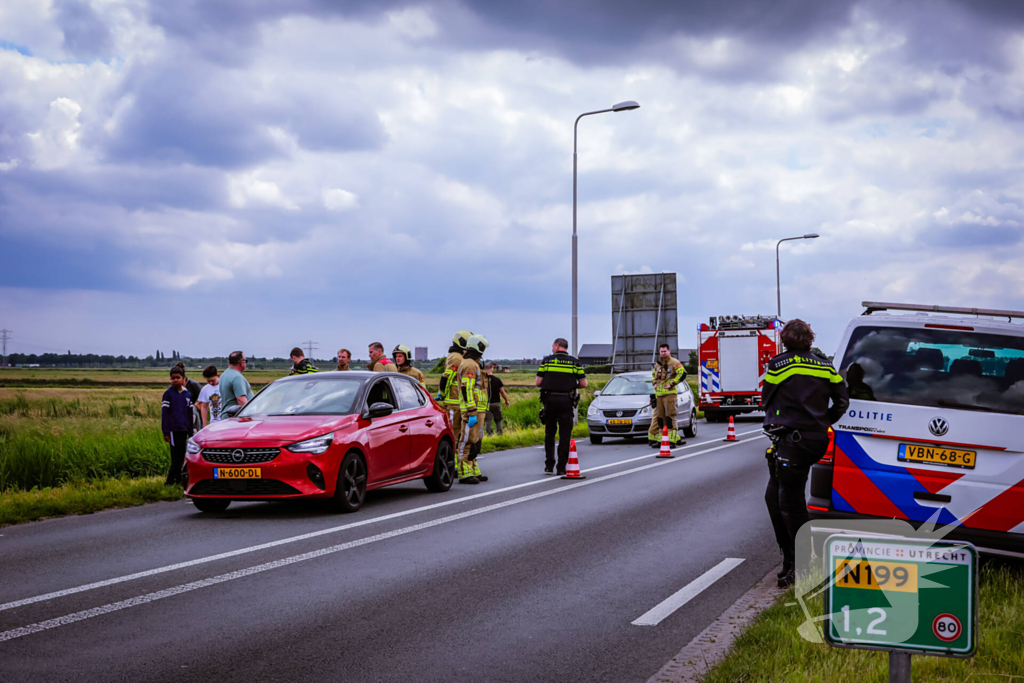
[162, 366, 195, 486]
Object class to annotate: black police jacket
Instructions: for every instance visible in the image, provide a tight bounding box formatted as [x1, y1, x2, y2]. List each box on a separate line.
[760, 350, 850, 434]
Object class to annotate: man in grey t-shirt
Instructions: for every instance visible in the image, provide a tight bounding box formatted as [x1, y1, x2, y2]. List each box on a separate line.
[220, 351, 254, 416]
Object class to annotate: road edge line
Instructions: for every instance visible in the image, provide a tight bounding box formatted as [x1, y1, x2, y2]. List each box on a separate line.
[646, 565, 783, 683]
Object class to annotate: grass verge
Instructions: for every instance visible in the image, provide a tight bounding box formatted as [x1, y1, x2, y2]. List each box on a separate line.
[701, 558, 1024, 682]
[0, 476, 182, 527]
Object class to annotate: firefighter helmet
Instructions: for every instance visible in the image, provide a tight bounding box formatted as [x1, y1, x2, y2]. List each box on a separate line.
[452, 330, 473, 349]
[466, 334, 489, 355]
[392, 344, 412, 364]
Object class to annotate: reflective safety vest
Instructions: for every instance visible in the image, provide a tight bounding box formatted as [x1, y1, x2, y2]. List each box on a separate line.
[443, 351, 463, 406]
[476, 372, 490, 412]
[458, 357, 481, 415]
[652, 356, 686, 396]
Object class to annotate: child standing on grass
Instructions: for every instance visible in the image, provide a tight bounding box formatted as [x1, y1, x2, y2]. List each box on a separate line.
[162, 366, 194, 487]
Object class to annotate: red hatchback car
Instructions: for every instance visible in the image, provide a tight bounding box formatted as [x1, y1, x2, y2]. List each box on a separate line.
[184, 371, 456, 513]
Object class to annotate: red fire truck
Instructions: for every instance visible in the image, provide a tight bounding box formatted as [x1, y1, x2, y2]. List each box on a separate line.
[698, 315, 782, 422]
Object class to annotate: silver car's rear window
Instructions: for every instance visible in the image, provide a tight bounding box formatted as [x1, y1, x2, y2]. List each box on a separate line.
[839, 325, 1024, 415]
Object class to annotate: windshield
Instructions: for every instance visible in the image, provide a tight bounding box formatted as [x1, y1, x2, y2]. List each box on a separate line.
[239, 377, 363, 416]
[602, 375, 655, 396]
[839, 325, 1024, 415]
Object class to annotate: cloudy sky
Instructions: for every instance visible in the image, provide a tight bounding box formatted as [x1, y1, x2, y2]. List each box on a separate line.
[2, 0, 1024, 360]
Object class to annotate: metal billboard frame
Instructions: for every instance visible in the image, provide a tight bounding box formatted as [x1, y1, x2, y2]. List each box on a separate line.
[610, 273, 678, 372]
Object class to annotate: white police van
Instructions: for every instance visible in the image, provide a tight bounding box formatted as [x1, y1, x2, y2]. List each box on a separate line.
[808, 301, 1024, 557]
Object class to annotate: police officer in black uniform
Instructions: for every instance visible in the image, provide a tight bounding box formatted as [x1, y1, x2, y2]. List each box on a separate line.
[762, 319, 849, 587]
[536, 337, 587, 475]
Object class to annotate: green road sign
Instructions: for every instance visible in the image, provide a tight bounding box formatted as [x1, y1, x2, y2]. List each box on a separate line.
[823, 535, 977, 657]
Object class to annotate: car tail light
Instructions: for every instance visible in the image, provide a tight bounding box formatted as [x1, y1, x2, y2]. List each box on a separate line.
[820, 427, 836, 466]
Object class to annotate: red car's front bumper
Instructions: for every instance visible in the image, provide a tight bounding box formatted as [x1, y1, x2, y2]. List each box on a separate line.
[185, 443, 340, 500]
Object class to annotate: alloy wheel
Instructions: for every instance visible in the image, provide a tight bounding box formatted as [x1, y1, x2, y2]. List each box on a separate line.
[344, 458, 366, 505]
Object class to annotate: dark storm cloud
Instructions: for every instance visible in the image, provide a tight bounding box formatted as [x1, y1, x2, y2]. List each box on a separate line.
[54, 0, 112, 59]
[103, 47, 387, 167]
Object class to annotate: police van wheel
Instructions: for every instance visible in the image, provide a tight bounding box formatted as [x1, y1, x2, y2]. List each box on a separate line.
[424, 440, 456, 492]
[192, 498, 230, 513]
[683, 411, 698, 438]
[589, 435, 603, 445]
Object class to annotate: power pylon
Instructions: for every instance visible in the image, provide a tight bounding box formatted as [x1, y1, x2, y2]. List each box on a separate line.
[302, 340, 319, 358]
[0, 329, 11, 367]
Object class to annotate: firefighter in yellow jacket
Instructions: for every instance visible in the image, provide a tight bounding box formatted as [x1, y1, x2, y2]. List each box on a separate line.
[457, 334, 489, 484]
[440, 331, 472, 454]
[649, 343, 687, 447]
[393, 345, 424, 383]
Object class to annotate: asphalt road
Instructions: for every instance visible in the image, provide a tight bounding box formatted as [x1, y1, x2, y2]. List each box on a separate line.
[0, 417, 778, 682]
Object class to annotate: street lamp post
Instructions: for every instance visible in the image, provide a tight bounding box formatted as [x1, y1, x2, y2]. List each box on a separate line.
[572, 100, 640, 358]
[776, 233, 820, 319]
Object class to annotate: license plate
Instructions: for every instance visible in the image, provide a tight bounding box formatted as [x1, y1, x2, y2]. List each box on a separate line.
[607, 418, 632, 425]
[834, 559, 918, 593]
[897, 444, 976, 469]
[214, 467, 262, 479]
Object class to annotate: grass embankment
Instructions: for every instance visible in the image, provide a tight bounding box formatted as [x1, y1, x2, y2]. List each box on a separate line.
[0, 478, 183, 527]
[702, 559, 1024, 682]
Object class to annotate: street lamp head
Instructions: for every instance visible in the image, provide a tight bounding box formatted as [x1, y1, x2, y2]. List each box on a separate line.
[804, 233, 820, 239]
[612, 100, 640, 112]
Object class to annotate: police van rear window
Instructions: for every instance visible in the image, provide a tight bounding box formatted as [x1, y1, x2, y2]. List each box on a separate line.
[839, 326, 1024, 415]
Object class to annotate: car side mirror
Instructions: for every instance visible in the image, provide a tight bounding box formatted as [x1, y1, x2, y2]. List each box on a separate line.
[594, 390, 602, 396]
[223, 405, 241, 418]
[367, 402, 394, 418]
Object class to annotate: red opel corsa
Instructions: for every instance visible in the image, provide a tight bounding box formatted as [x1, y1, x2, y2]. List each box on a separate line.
[184, 371, 456, 513]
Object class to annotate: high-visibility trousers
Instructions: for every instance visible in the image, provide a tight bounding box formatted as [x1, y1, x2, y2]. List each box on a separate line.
[461, 412, 482, 465]
[648, 394, 677, 439]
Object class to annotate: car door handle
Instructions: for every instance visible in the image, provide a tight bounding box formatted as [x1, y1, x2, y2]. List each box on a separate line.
[914, 491, 951, 504]
[399, 425, 409, 432]
[425, 420, 434, 426]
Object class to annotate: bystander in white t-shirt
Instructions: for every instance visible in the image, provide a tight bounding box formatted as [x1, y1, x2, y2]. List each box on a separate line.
[197, 383, 222, 424]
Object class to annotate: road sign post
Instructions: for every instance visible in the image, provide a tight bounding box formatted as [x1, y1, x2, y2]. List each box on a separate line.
[823, 535, 977, 682]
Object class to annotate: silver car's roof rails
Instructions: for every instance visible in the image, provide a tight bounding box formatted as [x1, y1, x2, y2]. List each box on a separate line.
[862, 301, 1024, 321]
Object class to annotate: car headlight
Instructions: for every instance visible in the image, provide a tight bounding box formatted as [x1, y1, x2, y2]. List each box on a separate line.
[587, 402, 599, 417]
[638, 405, 652, 416]
[286, 434, 334, 455]
[186, 438, 201, 455]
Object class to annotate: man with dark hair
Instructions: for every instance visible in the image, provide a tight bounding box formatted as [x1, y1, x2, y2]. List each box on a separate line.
[536, 337, 587, 475]
[162, 366, 194, 486]
[649, 343, 687, 447]
[196, 365, 221, 427]
[220, 351, 253, 416]
[762, 319, 849, 587]
[367, 342, 396, 372]
[289, 347, 319, 375]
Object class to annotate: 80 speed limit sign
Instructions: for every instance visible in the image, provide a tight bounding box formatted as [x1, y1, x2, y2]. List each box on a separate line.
[933, 614, 962, 643]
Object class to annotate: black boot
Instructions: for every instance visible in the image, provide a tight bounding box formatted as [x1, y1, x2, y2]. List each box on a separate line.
[777, 555, 794, 579]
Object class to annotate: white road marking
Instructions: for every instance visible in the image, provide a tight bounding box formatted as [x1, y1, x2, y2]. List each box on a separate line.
[631, 558, 746, 627]
[0, 429, 763, 613]
[0, 436, 762, 642]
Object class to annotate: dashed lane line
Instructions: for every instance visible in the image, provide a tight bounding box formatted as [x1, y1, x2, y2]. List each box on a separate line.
[632, 558, 746, 626]
[0, 430, 763, 614]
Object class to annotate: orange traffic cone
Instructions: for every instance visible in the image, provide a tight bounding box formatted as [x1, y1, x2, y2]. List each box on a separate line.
[561, 439, 585, 479]
[657, 425, 674, 458]
[724, 415, 737, 442]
